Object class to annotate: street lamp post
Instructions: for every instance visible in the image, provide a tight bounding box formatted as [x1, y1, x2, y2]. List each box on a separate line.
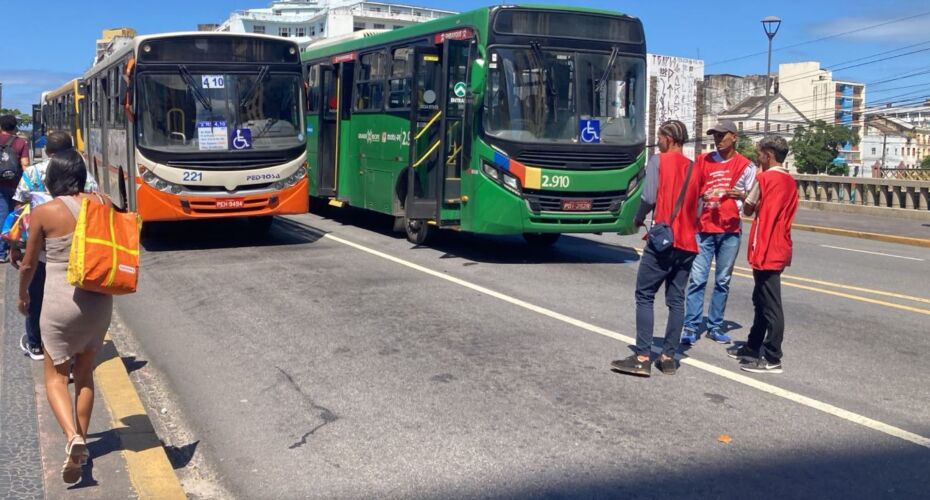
[762, 16, 781, 134]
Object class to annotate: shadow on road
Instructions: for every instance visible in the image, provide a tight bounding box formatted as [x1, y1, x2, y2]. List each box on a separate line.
[141, 217, 324, 252]
[312, 204, 641, 265]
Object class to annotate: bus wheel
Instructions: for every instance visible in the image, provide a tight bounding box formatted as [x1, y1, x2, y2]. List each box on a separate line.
[392, 216, 406, 234]
[405, 217, 431, 245]
[523, 233, 561, 247]
[248, 216, 274, 236]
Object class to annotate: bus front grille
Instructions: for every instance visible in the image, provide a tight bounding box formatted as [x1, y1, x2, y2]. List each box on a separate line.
[516, 150, 635, 169]
[523, 189, 626, 213]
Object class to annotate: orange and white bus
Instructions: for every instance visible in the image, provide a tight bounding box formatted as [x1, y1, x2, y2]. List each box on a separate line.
[80, 32, 308, 232]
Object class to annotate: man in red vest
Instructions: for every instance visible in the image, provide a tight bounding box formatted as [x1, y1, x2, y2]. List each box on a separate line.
[611, 120, 702, 377]
[727, 135, 798, 373]
[681, 120, 756, 345]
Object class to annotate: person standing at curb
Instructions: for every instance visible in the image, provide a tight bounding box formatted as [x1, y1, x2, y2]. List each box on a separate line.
[727, 135, 798, 374]
[0, 115, 29, 264]
[681, 120, 756, 345]
[12, 131, 97, 361]
[18, 150, 113, 483]
[611, 120, 701, 377]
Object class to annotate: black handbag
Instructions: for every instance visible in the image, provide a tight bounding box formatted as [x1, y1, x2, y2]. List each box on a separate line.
[647, 159, 694, 253]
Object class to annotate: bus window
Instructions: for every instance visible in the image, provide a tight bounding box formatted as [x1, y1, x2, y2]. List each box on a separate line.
[355, 51, 387, 111]
[307, 64, 322, 113]
[388, 47, 414, 110]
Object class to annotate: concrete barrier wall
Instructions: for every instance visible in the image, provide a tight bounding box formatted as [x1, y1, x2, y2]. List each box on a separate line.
[793, 175, 930, 220]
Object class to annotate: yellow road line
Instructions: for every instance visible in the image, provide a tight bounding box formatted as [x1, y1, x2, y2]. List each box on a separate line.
[322, 232, 930, 450]
[732, 265, 930, 305]
[95, 334, 186, 499]
[731, 272, 930, 316]
[741, 217, 930, 249]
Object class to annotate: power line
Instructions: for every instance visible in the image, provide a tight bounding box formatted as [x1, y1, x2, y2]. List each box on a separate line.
[705, 10, 930, 67]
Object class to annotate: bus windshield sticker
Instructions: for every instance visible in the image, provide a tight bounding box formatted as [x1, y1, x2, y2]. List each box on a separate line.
[424, 55, 439, 62]
[579, 119, 601, 144]
[197, 121, 229, 151]
[453, 82, 467, 98]
[230, 128, 253, 150]
[201, 75, 225, 89]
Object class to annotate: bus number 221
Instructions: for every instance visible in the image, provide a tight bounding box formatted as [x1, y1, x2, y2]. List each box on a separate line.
[542, 175, 570, 189]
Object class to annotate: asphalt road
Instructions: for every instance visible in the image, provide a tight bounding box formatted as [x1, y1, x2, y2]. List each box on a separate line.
[113, 208, 930, 499]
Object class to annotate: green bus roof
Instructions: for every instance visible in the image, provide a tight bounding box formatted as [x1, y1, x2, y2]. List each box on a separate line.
[300, 5, 637, 62]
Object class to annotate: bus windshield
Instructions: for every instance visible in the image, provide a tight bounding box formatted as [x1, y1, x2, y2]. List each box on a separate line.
[137, 71, 303, 153]
[483, 48, 645, 146]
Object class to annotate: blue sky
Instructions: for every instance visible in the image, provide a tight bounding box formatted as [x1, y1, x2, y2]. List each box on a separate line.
[2, 0, 929, 113]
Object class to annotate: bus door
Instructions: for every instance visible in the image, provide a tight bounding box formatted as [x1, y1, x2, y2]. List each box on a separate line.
[440, 39, 472, 208]
[406, 47, 444, 221]
[317, 65, 339, 197]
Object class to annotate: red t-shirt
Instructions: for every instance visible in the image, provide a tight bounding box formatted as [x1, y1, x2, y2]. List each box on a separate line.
[747, 168, 798, 271]
[696, 151, 752, 234]
[0, 132, 27, 189]
[653, 152, 702, 254]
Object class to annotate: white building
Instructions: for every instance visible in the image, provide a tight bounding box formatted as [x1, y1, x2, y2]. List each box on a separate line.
[213, 0, 456, 46]
[717, 94, 810, 172]
[645, 54, 705, 158]
[862, 109, 930, 176]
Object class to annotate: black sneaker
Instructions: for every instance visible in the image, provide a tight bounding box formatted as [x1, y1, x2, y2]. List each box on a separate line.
[20, 334, 44, 361]
[727, 345, 759, 361]
[657, 356, 677, 375]
[740, 357, 783, 374]
[611, 355, 652, 377]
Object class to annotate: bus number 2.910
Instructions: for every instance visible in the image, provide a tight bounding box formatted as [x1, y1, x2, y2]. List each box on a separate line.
[182, 171, 203, 182]
[541, 175, 570, 189]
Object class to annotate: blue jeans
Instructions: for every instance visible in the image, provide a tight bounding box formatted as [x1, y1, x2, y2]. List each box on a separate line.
[0, 188, 13, 258]
[634, 246, 696, 357]
[683, 232, 741, 334]
[25, 261, 46, 348]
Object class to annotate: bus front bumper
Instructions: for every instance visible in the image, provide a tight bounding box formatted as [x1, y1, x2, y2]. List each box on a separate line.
[136, 177, 309, 222]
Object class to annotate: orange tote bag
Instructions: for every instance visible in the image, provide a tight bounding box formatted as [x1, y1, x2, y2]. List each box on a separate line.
[67, 195, 142, 295]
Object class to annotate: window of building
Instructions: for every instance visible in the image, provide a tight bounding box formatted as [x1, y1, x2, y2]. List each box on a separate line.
[310, 26, 316, 36]
[738, 122, 743, 131]
[755, 122, 760, 131]
[279, 27, 290, 37]
[777, 105, 781, 113]
[373, 23, 386, 29]
[354, 22, 365, 32]
[777, 124, 781, 132]
[296, 27, 305, 37]
[355, 50, 387, 111]
[786, 125, 790, 133]
[253, 25, 266, 34]
[871, 147, 876, 155]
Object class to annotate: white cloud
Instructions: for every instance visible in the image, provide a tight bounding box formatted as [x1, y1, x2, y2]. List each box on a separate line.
[808, 16, 927, 43]
[0, 69, 79, 112]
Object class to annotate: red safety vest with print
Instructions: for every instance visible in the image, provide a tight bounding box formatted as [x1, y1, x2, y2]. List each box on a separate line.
[653, 152, 702, 254]
[697, 151, 752, 234]
[748, 168, 799, 271]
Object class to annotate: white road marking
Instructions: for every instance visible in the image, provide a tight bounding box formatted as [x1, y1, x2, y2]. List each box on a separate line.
[819, 244, 925, 262]
[323, 232, 930, 450]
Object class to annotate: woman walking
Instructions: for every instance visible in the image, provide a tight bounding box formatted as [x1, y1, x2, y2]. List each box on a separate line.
[17, 150, 113, 483]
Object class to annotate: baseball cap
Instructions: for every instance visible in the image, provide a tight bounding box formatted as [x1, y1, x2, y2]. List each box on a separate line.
[706, 120, 738, 135]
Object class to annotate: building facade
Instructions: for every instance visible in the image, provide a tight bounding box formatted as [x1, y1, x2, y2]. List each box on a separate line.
[862, 108, 930, 176]
[717, 94, 810, 172]
[212, 0, 455, 46]
[645, 54, 705, 158]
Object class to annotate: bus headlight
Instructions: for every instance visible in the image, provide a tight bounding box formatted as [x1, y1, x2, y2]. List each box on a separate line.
[627, 168, 646, 194]
[482, 161, 521, 194]
[482, 163, 500, 181]
[502, 174, 521, 194]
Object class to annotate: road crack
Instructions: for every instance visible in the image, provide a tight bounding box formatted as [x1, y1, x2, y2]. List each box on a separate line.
[274, 366, 338, 449]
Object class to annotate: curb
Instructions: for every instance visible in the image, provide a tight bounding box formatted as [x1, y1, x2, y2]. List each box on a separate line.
[95, 334, 186, 499]
[740, 218, 930, 248]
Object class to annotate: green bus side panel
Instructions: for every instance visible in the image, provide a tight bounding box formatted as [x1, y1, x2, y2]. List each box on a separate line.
[340, 113, 411, 215]
[306, 115, 321, 196]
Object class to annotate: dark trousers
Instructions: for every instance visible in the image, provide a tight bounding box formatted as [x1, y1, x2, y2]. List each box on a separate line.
[746, 269, 784, 363]
[634, 246, 696, 357]
[25, 261, 45, 347]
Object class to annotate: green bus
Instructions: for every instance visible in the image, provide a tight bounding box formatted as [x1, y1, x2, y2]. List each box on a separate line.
[302, 5, 647, 244]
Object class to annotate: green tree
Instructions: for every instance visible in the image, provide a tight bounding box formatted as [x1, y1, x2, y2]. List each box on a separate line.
[922, 155, 930, 169]
[0, 108, 32, 129]
[789, 120, 858, 175]
[736, 134, 758, 163]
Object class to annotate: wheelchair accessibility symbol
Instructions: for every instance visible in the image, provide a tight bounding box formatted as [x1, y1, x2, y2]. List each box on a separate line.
[231, 128, 253, 150]
[579, 119, 601, 144]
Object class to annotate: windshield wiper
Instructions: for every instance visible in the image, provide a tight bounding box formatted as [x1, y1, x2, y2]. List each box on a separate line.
[595, 47, 620, 92]
[529, 41, 557, 96]
[178, 65, 212, 112]
[239, 65, 270, 107]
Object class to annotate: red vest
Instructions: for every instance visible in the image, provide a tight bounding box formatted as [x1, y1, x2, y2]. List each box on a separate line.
[697, 152, 752, 234]
[653, 152, 701, 254]
[748, 168, 798, 271]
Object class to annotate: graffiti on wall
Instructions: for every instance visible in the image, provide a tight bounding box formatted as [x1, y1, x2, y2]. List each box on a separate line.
[646, 54, 704, 142]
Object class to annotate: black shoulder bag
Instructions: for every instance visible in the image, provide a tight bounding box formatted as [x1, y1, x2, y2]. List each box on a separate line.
[647, 160, 694, 253]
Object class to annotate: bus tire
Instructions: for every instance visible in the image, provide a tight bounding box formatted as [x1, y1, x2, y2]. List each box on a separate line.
[523, 233, 560, 247]
[248, 216, 274, 236]
[404, 217, 431, 245]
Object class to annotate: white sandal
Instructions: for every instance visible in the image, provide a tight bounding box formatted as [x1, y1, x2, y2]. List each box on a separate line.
[62, 435, 86, 484]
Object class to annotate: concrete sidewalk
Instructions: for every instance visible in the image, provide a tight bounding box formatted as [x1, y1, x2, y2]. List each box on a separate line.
[0, 266, 184, 499]
[792, 207, 930, 242]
